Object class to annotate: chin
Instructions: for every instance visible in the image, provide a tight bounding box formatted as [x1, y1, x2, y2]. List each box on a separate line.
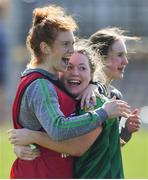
[66, 88, 77, 96]
[120, 74, 124, 79]
[115, 73, 124, 79]
[71, 91, 79, 97]
[116, 76, 123, 80]
[71, 90, 81, 97]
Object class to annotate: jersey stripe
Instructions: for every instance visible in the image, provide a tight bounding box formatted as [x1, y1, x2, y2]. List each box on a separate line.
[38, 79, 102, 129]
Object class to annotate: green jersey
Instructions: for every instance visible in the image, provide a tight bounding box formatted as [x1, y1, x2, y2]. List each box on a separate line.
[74, 96, 124, 179]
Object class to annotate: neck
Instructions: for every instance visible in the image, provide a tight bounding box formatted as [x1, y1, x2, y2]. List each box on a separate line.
[28, 56, 56, 75]
[104, 76, 112, 87]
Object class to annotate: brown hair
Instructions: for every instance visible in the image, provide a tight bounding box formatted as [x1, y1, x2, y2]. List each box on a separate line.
[74, 39, 105, 82]
[26, 5, 77, 66]
[89, 27, 139, 58]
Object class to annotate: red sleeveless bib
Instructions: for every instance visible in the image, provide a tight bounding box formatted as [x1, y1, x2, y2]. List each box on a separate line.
[10, 72, 77, 179]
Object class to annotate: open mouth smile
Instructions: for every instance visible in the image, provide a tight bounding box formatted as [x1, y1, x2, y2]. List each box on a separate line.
[118, 67, 125, 73]
[67, 79, 81, 86]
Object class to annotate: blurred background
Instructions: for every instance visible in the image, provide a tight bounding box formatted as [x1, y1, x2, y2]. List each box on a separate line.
[0, 0, 148, 178]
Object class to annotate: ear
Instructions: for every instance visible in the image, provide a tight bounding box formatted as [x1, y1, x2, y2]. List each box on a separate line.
[40, 42, 51, 54]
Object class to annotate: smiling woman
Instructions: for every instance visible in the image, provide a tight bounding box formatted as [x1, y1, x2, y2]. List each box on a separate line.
[9, 5, 131, 179]
[49, 31, 75, 73]
[9, 4, 82, 179]
[88, 27, 141, 142]
[58, 39, 104, 98]
[60, 52, 92, 97]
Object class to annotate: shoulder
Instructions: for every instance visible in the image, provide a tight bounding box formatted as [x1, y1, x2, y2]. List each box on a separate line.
[109, 85, 123, 100]
[97, 81, 107, 96]
[26, 78, 57, 97]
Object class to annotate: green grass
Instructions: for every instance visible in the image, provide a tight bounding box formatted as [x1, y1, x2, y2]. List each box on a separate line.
[0, 125, 148, 179]
[122, 129, 148, 179]
[0, 124, 16, 179]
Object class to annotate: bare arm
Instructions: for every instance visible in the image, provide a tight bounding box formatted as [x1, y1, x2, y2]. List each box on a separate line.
[8, 127, 102, 157]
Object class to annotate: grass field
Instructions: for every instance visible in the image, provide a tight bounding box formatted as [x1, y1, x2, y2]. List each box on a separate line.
[122, 128, 148, 178]
[0, 124, 148, 179]
[0, 124, 16, 179]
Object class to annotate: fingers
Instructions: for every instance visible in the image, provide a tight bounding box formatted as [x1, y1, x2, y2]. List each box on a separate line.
[78, 84, 100, 109]
[80, 93, 97, 110]
[80, 96, 85, 109]
[120, 107, 132, 118]
[15, 147, 39, 155]
[126, 115, 141, 133]
[110, 96, 117, 101]
[8, 135, 17, 144]
[129, 121, 141, 128]
[17, 153, 40, 160]
[95, 93, 105, 103]
[116, 100, 129, 106]
[8, 129, 19, 143]
[85, 93, 96, 109]
[128, 116, 141, 124]
[8, 130, 19, 144]
[116, 101, 131, 118]
[7, 129, 16, 135]
[9, 137, 20, 145]
[131, 108, 140, 115]
[8, 128, 32, 145]
[120, 112, 130, 118]
[91, 95, 97, 107]
[102, 99, 131, 119]
[127, 123, 140, 132]
[95, 91, 102, 98]
[14, 145, 40, 160]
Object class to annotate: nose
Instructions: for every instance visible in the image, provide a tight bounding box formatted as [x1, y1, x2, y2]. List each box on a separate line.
[123, 55, 128, 65]
[71, 67, 79, 76]
[68, 44, 74, 54]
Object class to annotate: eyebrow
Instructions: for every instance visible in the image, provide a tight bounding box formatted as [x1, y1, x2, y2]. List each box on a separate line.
[79, 63, 87, 66]
[69, 63, 87, 66]
[57, 40, 74, 43]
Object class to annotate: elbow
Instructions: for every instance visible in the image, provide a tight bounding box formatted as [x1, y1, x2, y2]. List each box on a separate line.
[74, 152, 84, 157]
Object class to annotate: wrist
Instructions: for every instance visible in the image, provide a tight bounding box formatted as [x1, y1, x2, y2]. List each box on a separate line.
[96, 107, 108, 123]
[29, 130, 38, 144]
[120, 126, 132, 143]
